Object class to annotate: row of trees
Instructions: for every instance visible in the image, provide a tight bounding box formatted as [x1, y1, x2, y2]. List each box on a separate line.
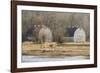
[22, 10, 90, 42]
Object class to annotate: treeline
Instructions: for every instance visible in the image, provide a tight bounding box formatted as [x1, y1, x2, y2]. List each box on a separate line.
[22, 10, 90, 42]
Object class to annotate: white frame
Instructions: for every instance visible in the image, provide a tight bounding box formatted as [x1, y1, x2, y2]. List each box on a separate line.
[17, 5, 94, 68]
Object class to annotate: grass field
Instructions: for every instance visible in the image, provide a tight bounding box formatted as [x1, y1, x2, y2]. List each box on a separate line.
[22, 41, 90, 57]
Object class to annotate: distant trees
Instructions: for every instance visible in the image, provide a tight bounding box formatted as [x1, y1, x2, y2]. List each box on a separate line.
[22, 10, 90, 42]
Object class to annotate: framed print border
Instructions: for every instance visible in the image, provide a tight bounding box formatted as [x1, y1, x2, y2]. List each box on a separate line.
[11, 1, 97, 73]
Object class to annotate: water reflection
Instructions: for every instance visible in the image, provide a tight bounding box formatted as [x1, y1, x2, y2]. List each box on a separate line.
[22, 55, 89, 62]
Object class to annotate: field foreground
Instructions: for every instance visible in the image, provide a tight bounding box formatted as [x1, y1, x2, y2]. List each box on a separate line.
[22, 41, 90, 57]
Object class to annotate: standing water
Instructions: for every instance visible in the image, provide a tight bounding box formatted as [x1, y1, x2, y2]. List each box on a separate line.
[22, 55, 89, 62]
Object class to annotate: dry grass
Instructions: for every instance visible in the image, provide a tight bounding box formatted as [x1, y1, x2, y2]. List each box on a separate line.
[22, 41, 90, 56]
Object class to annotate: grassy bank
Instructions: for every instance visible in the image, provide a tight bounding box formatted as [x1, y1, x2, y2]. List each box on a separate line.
[22, 41, 90, 57]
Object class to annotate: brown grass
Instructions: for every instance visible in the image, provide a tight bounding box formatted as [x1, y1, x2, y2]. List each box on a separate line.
[22, 41, 90, 56]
